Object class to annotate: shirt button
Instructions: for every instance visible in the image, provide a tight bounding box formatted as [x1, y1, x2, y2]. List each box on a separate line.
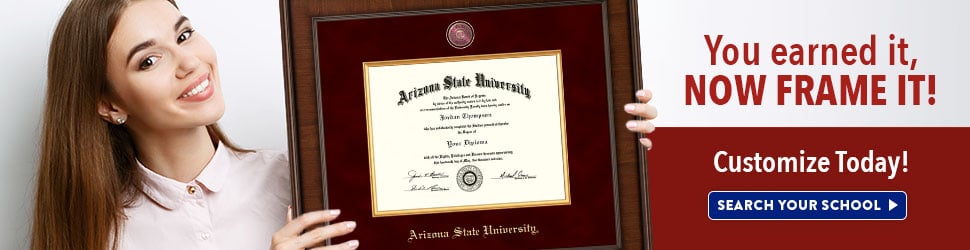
[200, 232, 210, 240]
[187, 186, 197, 195]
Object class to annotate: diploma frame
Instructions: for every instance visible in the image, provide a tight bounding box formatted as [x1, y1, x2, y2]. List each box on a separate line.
[280, 0, 650, 249]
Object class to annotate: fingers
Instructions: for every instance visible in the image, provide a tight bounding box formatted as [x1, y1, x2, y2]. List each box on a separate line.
[624, 103, 657, 120]
[273, 209, 360, 250]
[638, 138, 653, 149]
[626, 89, 657, 119]
[287, 205, 293, 223]
[635, 89, 653, 103]
[625, 120, 655, 134]
[274, 209, 342, 241]
[310, 239, 360, 250]
[626, 89, 656, 150]
[626, 120, 656, 150]
[293, 221, 357, 249]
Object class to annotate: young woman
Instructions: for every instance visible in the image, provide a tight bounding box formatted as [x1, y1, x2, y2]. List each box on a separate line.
[31, 0, 656, 249]
[32, 0, 355, 249]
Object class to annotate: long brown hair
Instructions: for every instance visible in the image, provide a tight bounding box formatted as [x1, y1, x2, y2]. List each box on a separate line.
[32, 0, 244, 249]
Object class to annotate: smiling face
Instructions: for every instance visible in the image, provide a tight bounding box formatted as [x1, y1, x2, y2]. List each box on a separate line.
[104, 0, 224, 135]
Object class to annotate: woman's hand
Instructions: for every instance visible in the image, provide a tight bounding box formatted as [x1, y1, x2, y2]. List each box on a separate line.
[271, 208, 359, 250]
[624, 89, 658, 150]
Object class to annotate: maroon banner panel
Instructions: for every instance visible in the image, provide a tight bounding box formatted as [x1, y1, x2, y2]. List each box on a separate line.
[647, 127, 970, 249]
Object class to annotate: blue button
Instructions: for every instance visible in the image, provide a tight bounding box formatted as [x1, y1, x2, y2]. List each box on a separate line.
[708, 191, 907, 220]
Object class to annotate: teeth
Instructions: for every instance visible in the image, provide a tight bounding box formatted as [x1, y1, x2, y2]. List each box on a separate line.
[180, 80, 209, 99]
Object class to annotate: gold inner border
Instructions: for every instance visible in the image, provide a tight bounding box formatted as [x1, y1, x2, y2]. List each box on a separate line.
[362, 50, 570, 217]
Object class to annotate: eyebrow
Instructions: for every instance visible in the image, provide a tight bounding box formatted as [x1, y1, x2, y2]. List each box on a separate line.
[174, 16, 189, 32]
[125, 16, 190, 63]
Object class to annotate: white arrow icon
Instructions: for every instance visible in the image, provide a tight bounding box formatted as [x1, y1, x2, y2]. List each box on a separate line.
[888, 199, 897, 211]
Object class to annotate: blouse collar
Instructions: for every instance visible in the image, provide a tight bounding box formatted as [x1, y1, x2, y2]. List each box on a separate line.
[136, 142, 232, 210]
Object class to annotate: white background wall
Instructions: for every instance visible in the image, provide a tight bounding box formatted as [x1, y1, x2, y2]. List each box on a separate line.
[0, 1, 287, 249]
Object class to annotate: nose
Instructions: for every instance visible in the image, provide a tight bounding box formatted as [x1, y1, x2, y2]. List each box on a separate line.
[174, 47, 202, 79]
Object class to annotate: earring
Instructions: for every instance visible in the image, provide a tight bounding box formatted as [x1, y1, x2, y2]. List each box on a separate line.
[115, 117, 126, 125]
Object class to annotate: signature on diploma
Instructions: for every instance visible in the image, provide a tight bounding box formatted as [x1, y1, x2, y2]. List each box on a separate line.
[492, 170, 537, 180]
[405, 170, 450, 183]
[406, 184, 450, 192]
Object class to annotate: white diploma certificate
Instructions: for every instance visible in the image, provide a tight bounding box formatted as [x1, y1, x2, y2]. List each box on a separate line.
[363, 50, 570, 217]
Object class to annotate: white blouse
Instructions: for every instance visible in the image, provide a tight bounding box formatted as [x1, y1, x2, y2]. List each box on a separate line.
[119, 143, 291, 250]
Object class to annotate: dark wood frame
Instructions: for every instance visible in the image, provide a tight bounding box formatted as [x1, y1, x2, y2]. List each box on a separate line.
[279, 0, 650, 248]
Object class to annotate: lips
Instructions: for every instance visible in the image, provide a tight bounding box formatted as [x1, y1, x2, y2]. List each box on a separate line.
[178, 74, 212, 100]
[180, 79, 209, 99]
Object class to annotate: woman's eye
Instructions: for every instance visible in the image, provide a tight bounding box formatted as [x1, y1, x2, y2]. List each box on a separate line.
[177, 29, 194, 43]
[139, 56, 159, 70]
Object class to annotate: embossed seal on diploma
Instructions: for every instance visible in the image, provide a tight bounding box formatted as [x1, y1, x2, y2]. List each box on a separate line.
[446, 20, 475, 49]
[457, 165, 483, 192]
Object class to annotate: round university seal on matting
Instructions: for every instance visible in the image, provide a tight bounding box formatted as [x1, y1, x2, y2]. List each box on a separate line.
[446, 20, 475, 49]
[456, 165, 483, 192]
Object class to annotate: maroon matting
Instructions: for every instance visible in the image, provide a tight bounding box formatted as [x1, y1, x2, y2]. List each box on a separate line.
[314, 3, 617, 249]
